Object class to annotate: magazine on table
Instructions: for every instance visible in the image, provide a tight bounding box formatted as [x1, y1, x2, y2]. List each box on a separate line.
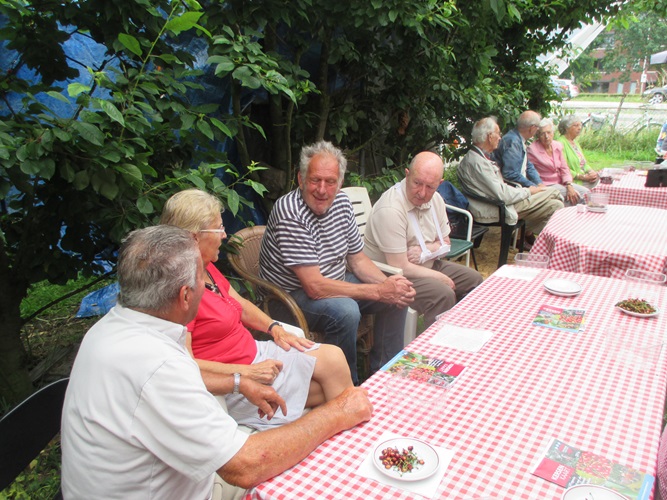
[380, 350, 466, 388]
[531, 437, 654, 499]
[532, 305, 586, 333]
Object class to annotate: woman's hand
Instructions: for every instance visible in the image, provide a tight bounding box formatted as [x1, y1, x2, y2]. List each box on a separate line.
[242, 359, 284, 385]
[271, 326, 315, 352]
[581, 170, 598, 182]
[565, 185, 581, 205]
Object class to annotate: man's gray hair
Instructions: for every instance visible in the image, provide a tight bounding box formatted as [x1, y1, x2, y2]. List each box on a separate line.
[558, 115, 581, 135]
[117, 225, 199, 314]
[471, 116, 498, 145]
[299, 141, 347, 184]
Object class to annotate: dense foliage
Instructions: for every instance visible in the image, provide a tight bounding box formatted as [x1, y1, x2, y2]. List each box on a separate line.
[1, 0, 626, 403]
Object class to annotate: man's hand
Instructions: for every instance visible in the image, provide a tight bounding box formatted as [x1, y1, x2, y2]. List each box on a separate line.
[241, 359, 283, 385]
[439, 273, 455, 290]
[271, 326, 315, 352]
[565, 185, 581, 205]
[239, 377, 287, 420]
[327, 387, 373, 429]
[406, 245, 422, 265]
[529, 185, 546, 195]
[377, 274, 416, 307]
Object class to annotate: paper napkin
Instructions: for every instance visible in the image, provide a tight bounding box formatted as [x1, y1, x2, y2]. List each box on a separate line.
[356, 431, 454, 499]
[493, 265, 543, 281]
[429, 323, 494, 353]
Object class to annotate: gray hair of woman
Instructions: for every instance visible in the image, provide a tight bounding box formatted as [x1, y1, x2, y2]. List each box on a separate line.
[471, 116, 498, 145]
[160, 189, 223, 233]
[117, 225, 200, 314]
[299, 140, 347, 185]
[538, 117, 554, 131]
[557, 115, 581, 135]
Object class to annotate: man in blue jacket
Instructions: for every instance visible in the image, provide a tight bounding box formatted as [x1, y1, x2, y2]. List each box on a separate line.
[493, 110, 546, 188]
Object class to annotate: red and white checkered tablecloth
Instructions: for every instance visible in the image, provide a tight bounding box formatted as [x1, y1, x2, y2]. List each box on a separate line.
[530, 205, 667, 278]
[592, 171, 667, 210]
[245, 268, 667, 500]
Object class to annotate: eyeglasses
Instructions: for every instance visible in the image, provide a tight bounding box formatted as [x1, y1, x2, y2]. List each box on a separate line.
[199, 224, 226, 234]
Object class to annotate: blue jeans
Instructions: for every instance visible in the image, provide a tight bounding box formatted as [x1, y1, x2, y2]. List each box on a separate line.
[270, 273, 407, 384]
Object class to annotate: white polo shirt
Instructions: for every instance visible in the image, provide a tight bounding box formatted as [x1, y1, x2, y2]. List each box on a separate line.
[61, 305, 248, 499]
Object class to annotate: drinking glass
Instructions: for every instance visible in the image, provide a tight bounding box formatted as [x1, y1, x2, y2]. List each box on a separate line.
[605, 326, 663, 370]
[514, 253, 549, 269]
[623, 269, 666, 307]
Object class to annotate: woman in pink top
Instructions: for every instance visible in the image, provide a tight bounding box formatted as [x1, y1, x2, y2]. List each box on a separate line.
[161, 189, 353, 430]
[527, 118, 589, 206]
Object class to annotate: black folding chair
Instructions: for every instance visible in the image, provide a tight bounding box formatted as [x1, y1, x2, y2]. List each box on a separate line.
[458, 187, 525, 268]
[0, 378, 69, 498]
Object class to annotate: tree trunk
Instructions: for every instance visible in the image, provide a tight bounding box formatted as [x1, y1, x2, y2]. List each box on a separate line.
[264, 25, 289, 177]
[315, 38, 331, 142]
[231, 80, 251, 168]
[0, 268, 33, 405]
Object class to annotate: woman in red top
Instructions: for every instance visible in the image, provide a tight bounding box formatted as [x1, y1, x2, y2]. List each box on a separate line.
[161, 189, 353, 430]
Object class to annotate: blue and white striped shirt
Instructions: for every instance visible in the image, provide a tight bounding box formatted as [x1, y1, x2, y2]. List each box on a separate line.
[259, 189, 363, 292]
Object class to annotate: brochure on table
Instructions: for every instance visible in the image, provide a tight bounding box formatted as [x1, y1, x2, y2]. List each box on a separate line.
[532, 437, 654, 499]
[532, 305, 586, 334]
[381, 350, 466, 388]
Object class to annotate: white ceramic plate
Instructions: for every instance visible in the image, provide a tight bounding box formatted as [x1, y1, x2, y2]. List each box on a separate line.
[543, 279, 583, 296]
[587, 206, 608, 213]
[561, 484, 627, 500]
[615, 305, 660, 318]
[372, 437, 439, 482]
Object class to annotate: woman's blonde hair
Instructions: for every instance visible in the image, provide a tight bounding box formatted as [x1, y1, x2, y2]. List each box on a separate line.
[160, 189, 223, 233]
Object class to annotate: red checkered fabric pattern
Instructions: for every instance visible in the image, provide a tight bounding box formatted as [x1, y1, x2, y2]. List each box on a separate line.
[531, 205, 667, 278]
[592, 172, 667, 210]
[245, 269, 666, 499]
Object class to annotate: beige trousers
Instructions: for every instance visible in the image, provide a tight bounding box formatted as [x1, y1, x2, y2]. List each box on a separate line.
[515, 187, 564, 233]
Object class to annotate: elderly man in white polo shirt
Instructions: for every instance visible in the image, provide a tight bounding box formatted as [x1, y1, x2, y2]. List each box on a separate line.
[61, 225, 372, 499]
[363, 152, 483, 328]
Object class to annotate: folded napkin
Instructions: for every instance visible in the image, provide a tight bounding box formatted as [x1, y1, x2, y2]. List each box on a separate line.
[429, 323, 494, 353]
[356, 431, 454, 499]
[493, 265, 543, 281]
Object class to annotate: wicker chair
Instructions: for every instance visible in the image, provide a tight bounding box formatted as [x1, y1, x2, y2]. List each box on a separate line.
[227, 225, 374, 375]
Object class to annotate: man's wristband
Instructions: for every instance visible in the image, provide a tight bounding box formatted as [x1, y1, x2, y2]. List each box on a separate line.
[267, 321, 281, 335]
[232, 373, 241, 394]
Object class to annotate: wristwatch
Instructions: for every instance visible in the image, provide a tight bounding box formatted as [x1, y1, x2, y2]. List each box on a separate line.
[232, 373, 241, 394]
[267, 320, 282, 335]
[564, 181, 572, 187]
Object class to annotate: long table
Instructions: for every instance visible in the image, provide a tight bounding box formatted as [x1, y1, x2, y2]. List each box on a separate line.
[530, 205, 667, 278]
[245, 268, 667, 499]
[591, 171, 667, 210]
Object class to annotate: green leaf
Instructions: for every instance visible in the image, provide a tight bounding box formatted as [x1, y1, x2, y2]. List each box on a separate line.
[137, 196, 154, 214]
[197, 120, 214, 140]
[46, 91, 71, 104]
[118, 163, 143, 182]
[100, 181, 119, 200]
[16, 144, 30, 161]
[118, 33, 142, 57]
[20, 158, 55, 179]
[68, 83, 91, 97]
[210, 117, 233, 138]
[186, 173, 207, 189]
[59, 161, 76, 182]
[97, 99, 125, 126]
[165, 12, 203, 35]
[73, 171, 90, 190]
[226, 189, 240, 215]
[72, 122, 105, 146]
[52, 128, 71, 142]
[180, 113, 196, 130]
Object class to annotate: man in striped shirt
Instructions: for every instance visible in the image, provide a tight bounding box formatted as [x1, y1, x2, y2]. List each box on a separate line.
[260, 141, 416, 383]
